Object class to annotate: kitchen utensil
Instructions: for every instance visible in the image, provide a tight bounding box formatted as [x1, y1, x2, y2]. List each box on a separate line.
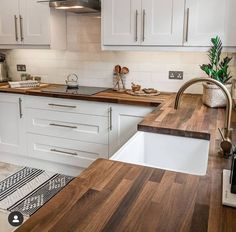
[42, 86, 108, 96]
[66, 73, 79, 89]
[114, 65, 121, 74]
[113, 65, 130, 91]
[0, 53, 5, 62]
[131, 83, 141, 92]
[126, 89, 161, 97]
[121, 67, 129, 75]
[143, 88, 158, 94]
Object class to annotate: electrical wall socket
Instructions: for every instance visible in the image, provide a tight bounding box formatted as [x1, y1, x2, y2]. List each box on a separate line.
[169, 71, 183, 80]
[17, 64, 26, 72]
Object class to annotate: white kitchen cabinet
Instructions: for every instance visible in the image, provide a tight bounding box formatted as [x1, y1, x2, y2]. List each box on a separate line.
[0, 94, 25, 155]
[19, 0, 50, 45]
[185, 0, 226, 46]
[0, 92, 155, 174]
[103, 0, 141, 45]
[25, 108, 109, 144]
[102, 0, 185, 46]
[103, 0, 236, 50]
[0, 0, 20, 45]
[224, 0, 236, 47]
[142, 0, 185, 46]
[0, 0, 66, 48]
[27, 134, 108, 168]
[109, 104, 154, 156]
[24, 96, 109, 170]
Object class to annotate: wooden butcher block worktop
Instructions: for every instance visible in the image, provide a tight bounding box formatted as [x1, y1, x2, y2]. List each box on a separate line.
[16, 94, 236, 232]
[0, 83, 170, 107]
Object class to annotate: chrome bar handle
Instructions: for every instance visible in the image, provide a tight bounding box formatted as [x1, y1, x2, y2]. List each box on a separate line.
[109, 107, 112, 131]
[185, 8, 190, 42]
[48, 103, 76, 108]
[19, 15, 24, 41]
[49, 123, 78, 129]
[14, 15, 18, 41]
[135, 10, 138, 42]
[142, 9, 146, 42]
[50, 148, 78, 156]
[19, 98, 23, 118]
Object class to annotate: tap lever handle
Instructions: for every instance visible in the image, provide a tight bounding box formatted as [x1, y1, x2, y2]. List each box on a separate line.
[218, 128, 225, 140]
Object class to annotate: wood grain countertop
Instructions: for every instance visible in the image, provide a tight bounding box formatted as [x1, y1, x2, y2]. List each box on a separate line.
[16, 94, 236, 232]
[0, 84, 170, 107]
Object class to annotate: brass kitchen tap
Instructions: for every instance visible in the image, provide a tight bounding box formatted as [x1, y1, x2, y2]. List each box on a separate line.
[174, 77, 233, 157]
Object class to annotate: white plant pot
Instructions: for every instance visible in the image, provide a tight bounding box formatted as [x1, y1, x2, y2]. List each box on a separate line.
[202, 82, 232, 108]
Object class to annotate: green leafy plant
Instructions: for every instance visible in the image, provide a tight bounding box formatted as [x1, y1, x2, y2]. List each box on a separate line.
[200, 36, 232, 84]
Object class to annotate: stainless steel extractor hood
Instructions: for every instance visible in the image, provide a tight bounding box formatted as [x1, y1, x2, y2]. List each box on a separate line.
[40, 0, 101, 13]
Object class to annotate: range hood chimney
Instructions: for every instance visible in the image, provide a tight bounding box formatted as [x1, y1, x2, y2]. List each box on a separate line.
[39, 0, 101, 14]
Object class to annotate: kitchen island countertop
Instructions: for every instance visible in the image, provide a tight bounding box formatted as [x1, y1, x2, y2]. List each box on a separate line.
[15, 94, 236, 232]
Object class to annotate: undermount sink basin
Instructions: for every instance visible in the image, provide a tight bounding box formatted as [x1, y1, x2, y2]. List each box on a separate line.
[110, 131, 210, 176]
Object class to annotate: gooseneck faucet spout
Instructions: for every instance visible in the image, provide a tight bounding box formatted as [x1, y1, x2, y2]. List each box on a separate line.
[174, 77, 233, 157]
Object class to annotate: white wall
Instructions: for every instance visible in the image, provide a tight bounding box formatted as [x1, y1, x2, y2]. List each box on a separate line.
[5, 14, 236, 93]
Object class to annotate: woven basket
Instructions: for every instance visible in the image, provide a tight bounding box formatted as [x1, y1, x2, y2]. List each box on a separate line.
[202, 82, 232, 108]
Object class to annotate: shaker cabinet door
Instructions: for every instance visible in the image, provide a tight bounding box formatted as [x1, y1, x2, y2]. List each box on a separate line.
[0, 0, 20, 45]
[103, 0, 142, 45]
[19, 0, 50, 45]
[0, 94, 24, 155]
[141, 0, 185, 46]
[185, 0, 226, 46]
[224, 0, 236, 46]
[109, 104, 154, 156]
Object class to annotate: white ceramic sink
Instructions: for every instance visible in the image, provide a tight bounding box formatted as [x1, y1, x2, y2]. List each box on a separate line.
[110, 131, 210, 176]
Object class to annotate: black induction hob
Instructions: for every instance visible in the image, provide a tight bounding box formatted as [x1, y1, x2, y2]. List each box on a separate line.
[42, 85, 109, 96]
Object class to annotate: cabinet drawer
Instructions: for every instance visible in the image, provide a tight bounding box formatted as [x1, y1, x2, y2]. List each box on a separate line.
[25, 108, 109, 144]
[24, 96, 109, 116]
[27, 134, 108, 168]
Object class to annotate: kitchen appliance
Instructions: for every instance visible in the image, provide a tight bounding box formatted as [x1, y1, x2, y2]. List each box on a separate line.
[0, 53, 8, 82]
[42, 85, 108, 96]
[65, 73, 79, 89]
[38, 0, 101, 14]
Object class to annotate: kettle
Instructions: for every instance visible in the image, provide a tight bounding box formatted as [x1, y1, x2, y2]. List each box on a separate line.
[66, 73, 79, 89]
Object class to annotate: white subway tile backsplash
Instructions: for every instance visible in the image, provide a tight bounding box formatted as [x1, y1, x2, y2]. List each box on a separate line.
[4, 14, 236, 93]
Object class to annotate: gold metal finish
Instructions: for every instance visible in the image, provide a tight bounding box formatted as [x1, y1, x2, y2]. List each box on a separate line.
[174, 77, 233, 156]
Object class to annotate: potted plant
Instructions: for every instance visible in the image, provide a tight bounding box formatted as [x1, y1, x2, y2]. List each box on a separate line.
[200, 36, 233, 108]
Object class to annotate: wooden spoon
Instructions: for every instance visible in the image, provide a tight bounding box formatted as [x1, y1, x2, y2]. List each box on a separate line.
[114, 65, 121, 74]
[121, 67, 129, 75]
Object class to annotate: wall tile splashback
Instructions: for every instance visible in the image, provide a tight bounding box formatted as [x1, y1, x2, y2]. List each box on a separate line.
[5, 14, 236, 93]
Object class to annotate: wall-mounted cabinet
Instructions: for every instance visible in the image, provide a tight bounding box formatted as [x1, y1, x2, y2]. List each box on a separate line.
[185, 0, 226, 46]
[102, 0, 236, 50]
[103, 0, 185, 46]
[0, 0, 66, 49]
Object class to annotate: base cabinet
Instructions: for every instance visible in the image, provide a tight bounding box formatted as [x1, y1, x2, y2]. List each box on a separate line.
[0, 94, 25, 155]
[0, 93, 155, 175]
[27, 134, 108, 168]
[109, 104, 155, 156]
